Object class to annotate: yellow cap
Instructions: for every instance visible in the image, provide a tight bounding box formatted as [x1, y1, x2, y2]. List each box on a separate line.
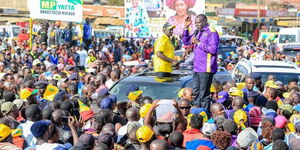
[0, 124, 11, 141]
[236, 82, 245, 90]
[234, 109, 247, 129]
[139, 104, 152, 118]
[265, 80, 278, 89]
[283, 92, 290, 99]
[136, 126, 154, 143]
[178, 88, 184, 98]
[210, 84, 216, 93]
[128, 90, 143, 101]
[229, 87, 244, 97]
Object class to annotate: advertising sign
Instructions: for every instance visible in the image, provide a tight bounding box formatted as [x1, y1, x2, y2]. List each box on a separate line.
[29, 0, 83, 22]
[164, 0, 205, 36]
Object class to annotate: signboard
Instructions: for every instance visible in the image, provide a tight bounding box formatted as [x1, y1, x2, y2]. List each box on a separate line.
[217, 8, 235, 16]
[235, 9, 266, 17]
[3, 9, 18, 14]
[83, 5, 125, 18]
[165, 0, 205, 36]
[29, 0, 83, 22]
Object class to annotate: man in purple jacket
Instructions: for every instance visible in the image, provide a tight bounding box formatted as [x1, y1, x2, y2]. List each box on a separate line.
[182, 14, 219, 111]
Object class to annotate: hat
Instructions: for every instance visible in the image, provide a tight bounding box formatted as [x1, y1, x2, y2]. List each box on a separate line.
[202, 123, 217, 136]
[33, 59, 41, 66]
[80, 110, 95, 122]
[53, 74, 62, 81]
[278, 104, 293, 116]
[136, 126, 154, 143]
[262, 107, 277, 118]
[229, 87, 244, 97]
[69, 73, 79, 80]
[275, 116, 288, 128]
[217, 91, 229, 103]
[222, 119, 238, 134]
[283, 92, 291, 99]
[247, 91, 260, 98]
[225, 52, 231, 57]
[190, 108, 208, 123]
[236, 127, 258, 149]
[1, 102, 15, 115]
[294, 104, 300, 112]
[79, 133, 95, 146]
[233, 110, 247, 129]
[232, 54, 238, 59]
[98, 88, 109, 97]
[88, 49, 94, 54]
[30, 120, 51, 138]
[210, 84, 216, 93]
[65, 65, 76, 71]
[140, 104, 152, 118]
[162, 23, 176, 31]
[41, 42, 47, 45]
[265, 80, 278, 89]
[0, 124, 11, 141]
[128, 90, 143, 101]
[34, 80, 48, 89]
[178, 88, 184, 98]
[218, 55, 223, 60]
[290, 114, 300, 125]
[197, 146, 211, 150]
[250, 73, 262, 79]
[100, 97, 116, 109]
[13, 99, 24, 110]
[249, 107, 262, 127]
[126, 85, 139, 96]
[275, 81, 283, 86]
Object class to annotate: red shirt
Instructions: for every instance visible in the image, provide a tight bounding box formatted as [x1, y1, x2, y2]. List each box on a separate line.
[182, 129, 204, 147]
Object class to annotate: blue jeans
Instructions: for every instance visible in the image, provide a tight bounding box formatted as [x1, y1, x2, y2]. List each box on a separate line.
[193, 72, 214, 111]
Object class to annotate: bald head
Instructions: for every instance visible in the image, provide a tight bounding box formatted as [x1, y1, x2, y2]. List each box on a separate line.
[102, 123, 115, 134]
[126, 107, 140, 122]
[183, 88, 193, 101]
[150, 139, 169, 150]
[210, 103, 224, 117]
[232, 96, 245, 110]
[52, 109, 66, 125]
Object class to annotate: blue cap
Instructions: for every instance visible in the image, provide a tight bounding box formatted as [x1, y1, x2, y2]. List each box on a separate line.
[294, 104, 300, 112]
[109, 94, 117, 102]
[251, 73, 262, 79]
[126, 84, 139, 96]
[30, 120, 51, 138]
[190, 107, 206, 115]
[225, 52, 231, 57]
[232, 54, 238, 59]
[100, 97, 116, 109]
[247, 91, 260, 98]
[217, 91, 229, 103]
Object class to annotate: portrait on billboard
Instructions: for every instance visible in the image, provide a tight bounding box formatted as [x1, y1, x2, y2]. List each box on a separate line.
[165, 0, 205, 36]
[125, 0, 150, 37]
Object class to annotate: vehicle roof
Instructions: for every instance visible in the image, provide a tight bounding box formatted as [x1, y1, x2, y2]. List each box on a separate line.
[239, 59, 300, 73]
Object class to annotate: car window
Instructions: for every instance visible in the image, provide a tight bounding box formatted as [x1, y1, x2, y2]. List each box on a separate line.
[260, 73, 300, 85]
[110, 81, 181, 101]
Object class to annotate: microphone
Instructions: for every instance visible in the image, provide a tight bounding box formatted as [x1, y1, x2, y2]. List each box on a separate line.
[194, 30, 199, 37]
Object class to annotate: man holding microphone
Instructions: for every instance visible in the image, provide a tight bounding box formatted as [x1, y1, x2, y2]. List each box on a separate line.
[182, 14, 220, 111]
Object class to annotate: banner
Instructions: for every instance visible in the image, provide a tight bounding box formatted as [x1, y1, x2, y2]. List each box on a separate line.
[29, 0, 83, 22]
[165, 0, 205, 36]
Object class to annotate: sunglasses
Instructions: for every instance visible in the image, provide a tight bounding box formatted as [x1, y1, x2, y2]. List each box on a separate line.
[180, 106, 191, 110]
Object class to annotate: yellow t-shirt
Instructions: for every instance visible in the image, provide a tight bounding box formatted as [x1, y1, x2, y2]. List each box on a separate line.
[153, 34, 175, 73]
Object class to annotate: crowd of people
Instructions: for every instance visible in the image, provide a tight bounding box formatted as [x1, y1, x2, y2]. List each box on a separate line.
[0, 15, 299, 150]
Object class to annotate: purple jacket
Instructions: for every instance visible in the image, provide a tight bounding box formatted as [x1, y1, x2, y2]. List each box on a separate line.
[182, 24, 219, 73]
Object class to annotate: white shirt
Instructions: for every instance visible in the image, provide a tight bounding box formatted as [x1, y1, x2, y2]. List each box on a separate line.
[36, 143, 60, 150]
[77, 49, 88, 67]
[105, 79, 115, 89]
[17, 120, 36, 147]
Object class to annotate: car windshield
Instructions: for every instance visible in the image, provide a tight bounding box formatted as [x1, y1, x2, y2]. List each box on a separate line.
[279, 34, 296, 43]
[12, 27, 20, 37]
[110, 81, 182, 101]
[260, 72, 300, 85]
[218, 46, 236, 56]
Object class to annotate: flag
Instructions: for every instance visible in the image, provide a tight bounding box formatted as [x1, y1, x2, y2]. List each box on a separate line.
[11, 128, 22, 137]
[20, 88, 38, 100]
[43, 84, 59, 101]
[78, 100, 91, 112]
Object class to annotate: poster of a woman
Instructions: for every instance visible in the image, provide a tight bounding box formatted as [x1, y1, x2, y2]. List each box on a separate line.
[125, 0, 150, 37]
[166, 0, 205, 36]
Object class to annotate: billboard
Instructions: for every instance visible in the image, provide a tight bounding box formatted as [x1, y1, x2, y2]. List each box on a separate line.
[29, 0, 83, 22]
[165, 0, 205, 36]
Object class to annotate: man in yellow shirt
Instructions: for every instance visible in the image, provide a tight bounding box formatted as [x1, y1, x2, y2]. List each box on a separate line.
[154, 23, 178, 77]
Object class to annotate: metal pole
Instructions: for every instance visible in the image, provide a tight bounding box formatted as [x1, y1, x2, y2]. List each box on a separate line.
[29, 18, 32, 49]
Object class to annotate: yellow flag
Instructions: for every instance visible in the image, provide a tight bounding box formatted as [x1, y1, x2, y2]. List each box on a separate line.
[78, 100, 91, 112]
[43, 84, 59, 101]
